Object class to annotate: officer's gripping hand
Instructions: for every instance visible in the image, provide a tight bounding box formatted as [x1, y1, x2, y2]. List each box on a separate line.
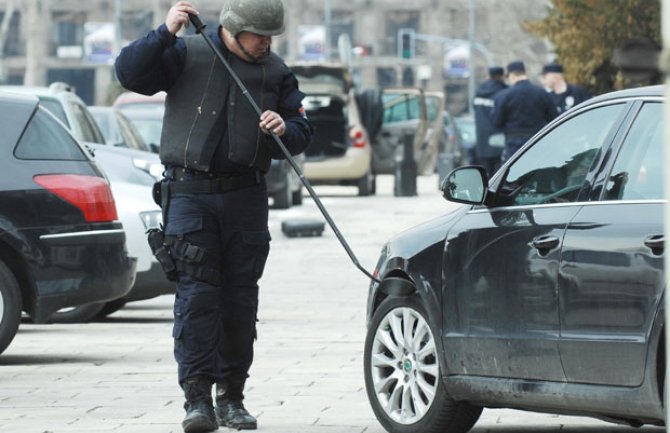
[260, 110, 286, 137]
[166, 1, 199, 36]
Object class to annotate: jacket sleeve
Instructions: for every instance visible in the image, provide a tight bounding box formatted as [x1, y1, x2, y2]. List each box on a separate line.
[114, 24, 186, 95]
[267, 67, 313, 159]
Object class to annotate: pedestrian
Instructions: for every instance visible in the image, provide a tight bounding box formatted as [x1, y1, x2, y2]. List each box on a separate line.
[542, 62, 591, 114]
[492, 60, 558, 162]
[472, 66, 507, 177]
[115, 1, 313, 432]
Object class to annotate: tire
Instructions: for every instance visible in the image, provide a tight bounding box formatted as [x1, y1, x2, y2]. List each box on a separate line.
[364, 296, 482, 433]
[358, 171, 375, 197]
[273, 172, 292, 209]
[97, 298, 128, 318]
[48, 302, 106, 324]
[292, 185, 303, 206]
[0, 260, 21, 355]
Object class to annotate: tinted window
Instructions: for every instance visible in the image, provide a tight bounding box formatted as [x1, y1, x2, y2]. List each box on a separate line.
[383, 94, 422, 123]
[15, 107, 87, 160]
[40, 98, 68, 125]
[425, 95, 441, 122]
[69, 101, 105, 144]
[497, 103, 625, 206]
[604, 102, 663, 201]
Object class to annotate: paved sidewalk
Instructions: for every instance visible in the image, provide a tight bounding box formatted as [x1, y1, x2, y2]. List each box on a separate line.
[0, 175, 665, 433]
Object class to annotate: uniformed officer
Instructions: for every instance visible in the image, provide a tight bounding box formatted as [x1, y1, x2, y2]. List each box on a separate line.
[542, 62, 591, 114]
[472, 66, 507, 177]
[115, 1, 313, 432]
[493, 61, 558, 161]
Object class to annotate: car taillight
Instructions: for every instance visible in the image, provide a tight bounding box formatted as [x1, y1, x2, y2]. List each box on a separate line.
[33, 174, 118, 222]
[351, 129, 366, 148]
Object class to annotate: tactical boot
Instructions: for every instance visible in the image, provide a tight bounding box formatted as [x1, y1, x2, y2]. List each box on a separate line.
[182, 378, 218, 433]
[215, 381, 257, 430]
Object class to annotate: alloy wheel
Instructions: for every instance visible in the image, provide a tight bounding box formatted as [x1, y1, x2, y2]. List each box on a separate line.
[369, 306, 439, 424]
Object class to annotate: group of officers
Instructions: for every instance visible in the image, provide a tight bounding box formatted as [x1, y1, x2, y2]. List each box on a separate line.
[472, 60, 591, 176]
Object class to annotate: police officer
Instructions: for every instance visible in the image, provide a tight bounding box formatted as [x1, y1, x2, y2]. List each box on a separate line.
[115, 1, 312, 432]
[472, 66, 507, 177]
[542, 62, 591, 114]
[493, 60, 558, 161]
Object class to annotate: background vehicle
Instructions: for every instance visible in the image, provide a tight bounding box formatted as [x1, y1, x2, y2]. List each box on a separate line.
[113, 91, 166, 152]
[89, 105, 153, 153]
[293, 63, 375, 196]
[266, 157, 304, 209]
[365, 85, 665, 433]
[0, 92, 136, 354]
[373, 88, 431, 177]
[453, 114, 476, 165]
[1, 84, 165, 322]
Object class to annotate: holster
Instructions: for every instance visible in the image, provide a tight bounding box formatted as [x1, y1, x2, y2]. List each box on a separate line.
[147, 226, 178, 281]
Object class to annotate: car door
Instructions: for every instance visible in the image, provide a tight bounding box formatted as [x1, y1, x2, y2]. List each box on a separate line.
[373, 88, 428, 174]
[442, 102, 628, 380]
[558, 100, 664, 386]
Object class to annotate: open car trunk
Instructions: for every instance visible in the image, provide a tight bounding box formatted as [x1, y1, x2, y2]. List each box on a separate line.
[303, 94, 348, 160]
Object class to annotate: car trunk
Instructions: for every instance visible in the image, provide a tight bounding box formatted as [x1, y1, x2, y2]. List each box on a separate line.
[304, 95, 348, 160]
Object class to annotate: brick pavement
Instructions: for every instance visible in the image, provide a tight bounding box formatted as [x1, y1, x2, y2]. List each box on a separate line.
[0, 175, 664, 433]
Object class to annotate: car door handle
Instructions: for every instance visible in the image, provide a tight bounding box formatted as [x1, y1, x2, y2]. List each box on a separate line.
[644, 234, 664, 255]
[531, 235, 560, 252]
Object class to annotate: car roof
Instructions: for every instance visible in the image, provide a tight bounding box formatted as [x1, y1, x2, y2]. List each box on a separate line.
[0, 82, 83, 102]
[113, 91, 166, 107]
[582, 84, 664, 107]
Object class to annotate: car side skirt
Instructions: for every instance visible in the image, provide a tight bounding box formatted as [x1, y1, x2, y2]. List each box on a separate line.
[444, 375, 663, 424]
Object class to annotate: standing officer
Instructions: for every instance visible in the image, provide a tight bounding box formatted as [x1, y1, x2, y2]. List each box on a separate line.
[472, 66, 507, 177]
[115, 1, 312, 432]
[542, 62, 591, 114]
[493, 60, 558, 161]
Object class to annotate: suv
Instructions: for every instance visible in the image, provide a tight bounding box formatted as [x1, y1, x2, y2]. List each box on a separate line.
[0, 92, 136, 354]
[0, 83, 170, 322]
[365, 85, 665, 432]
[292, 63, 374, 196]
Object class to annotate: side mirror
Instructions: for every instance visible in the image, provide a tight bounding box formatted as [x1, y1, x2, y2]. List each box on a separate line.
[150, 143, 160, 154]
[441, 166, 488, 205]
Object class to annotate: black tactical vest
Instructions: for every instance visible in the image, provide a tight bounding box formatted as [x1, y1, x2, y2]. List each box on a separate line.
[159, 34, 284, 173]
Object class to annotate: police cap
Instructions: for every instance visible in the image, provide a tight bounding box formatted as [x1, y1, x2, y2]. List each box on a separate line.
[506, 61, 526, 74]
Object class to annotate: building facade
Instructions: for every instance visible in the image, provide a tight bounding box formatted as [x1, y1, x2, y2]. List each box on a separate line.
[0, 0, 551, 112]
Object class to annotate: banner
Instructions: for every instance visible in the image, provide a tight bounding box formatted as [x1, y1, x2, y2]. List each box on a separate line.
[298, 25, 326, 61]
[84, 22, 116, 64]
[443, 43, 470, 79]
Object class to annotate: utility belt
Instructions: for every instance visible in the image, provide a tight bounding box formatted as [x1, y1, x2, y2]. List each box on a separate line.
[147, 168, 263, 285]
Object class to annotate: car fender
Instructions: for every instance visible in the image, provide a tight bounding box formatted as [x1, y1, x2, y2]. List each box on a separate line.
[0, 222, 37, 316]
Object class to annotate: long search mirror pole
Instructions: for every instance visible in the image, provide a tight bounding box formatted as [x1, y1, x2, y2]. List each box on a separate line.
[188, 15, 380, 284]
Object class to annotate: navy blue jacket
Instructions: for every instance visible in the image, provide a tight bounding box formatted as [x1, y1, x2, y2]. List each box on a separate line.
[473, 79, 507, 159]
[553, 84, 591, 114]
[115, 24, 312, 172]
[493, 79, 558, 147]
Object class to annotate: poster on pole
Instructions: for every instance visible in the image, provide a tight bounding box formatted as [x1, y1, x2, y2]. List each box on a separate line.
[443, 43, 470, 78]
[84, 22, 116, 64]
[298, 25, 326, 61]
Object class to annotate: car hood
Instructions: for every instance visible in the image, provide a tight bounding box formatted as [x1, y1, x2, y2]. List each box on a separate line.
[384, 204, 467, 265]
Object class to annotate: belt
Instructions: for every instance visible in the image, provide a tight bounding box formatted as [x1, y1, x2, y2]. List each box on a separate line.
[167, 170, 262, 194]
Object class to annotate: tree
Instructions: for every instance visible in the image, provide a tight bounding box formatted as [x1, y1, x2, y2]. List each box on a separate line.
[525, 0, 661, 95]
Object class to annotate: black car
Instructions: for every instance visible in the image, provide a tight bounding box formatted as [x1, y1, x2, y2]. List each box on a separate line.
[0, 92, 136, 354]
[365, 85, 665, 432]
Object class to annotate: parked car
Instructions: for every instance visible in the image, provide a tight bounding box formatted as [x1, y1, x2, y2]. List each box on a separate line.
[266, 157, 304, 209]
[436, 110, 467, 183]
[0, 83, 166, 322]
[292, 63, 375, 196]
[453, 113, 476, 164]
[113, 91, 166, 151]
[0, 92, 136, 354]
[89, 105, 153, 153]
[365, 85, 665, 432]
[373, 87, 435, 178]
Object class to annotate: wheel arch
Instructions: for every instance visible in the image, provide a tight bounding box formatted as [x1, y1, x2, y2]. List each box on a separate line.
[0, 238, 36, 316]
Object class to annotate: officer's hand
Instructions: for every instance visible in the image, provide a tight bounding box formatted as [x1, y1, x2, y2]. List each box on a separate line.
[259, 110, 286, 137]
[166, 1, 199, 36]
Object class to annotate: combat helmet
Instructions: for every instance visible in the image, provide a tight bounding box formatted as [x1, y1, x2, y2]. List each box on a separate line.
[220, 0, 285, 37]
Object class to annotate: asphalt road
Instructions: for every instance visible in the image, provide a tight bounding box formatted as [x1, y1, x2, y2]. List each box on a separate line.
[0, 174, 665, 433]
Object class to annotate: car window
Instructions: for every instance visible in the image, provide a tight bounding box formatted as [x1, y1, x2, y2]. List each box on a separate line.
[69, 101, 105, 144]
[40, 99, 69, 126]
[14, 106, 87, 161]
[497, 103, 625, 206]
[383, 94, 422, 123]
[425, 95, 441, 122]
[604, 102, 663, 201]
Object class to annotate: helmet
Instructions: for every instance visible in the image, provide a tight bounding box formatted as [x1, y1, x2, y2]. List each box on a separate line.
[220, 0, 285, 37]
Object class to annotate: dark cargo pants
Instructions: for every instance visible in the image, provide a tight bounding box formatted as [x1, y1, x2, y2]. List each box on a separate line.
[164, 177, 270, 385]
